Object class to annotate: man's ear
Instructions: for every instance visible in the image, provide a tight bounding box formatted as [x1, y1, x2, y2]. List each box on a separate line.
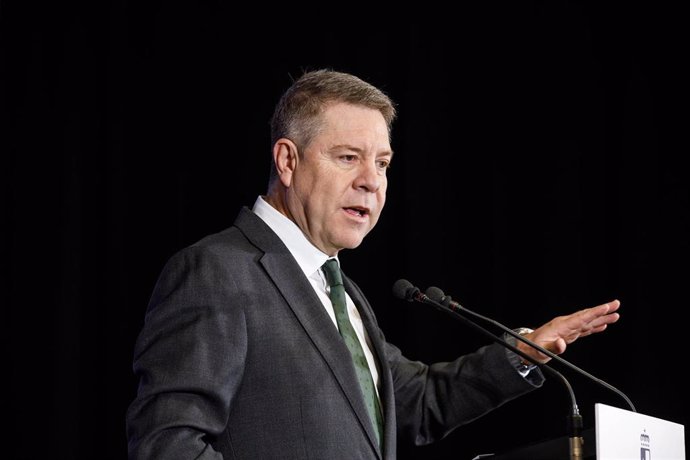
[272, 138, 298, 188]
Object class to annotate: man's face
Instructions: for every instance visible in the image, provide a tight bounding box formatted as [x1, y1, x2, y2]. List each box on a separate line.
[285, 102, 393, 256]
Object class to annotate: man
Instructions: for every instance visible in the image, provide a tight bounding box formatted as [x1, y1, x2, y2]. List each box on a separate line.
[126, 69, 620, 459]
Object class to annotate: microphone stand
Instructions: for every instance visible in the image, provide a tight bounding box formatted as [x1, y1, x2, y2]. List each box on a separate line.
[393, 280, 635, 460]
[433, 296, 585, 459]
[423, 286, 636, 460]
[542, 366, 584, 460]
[398, 285, 583, 459]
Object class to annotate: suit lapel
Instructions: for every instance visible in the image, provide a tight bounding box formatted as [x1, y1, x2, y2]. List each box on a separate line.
[235, 208, 383, 457]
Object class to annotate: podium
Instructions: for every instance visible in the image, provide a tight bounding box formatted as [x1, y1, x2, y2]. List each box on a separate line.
[474, 403, 685, 460]
[473, 429, 596, 460]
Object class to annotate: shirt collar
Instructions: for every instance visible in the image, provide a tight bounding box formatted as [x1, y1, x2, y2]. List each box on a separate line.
[252, 196, 337, 279]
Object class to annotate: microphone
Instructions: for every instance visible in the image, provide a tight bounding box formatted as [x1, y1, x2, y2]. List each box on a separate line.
[423, 285, 636, 413]
[391, 278, 422, 303]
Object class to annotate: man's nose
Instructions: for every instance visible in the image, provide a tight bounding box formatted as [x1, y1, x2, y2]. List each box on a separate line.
[353, 161, 383, 192]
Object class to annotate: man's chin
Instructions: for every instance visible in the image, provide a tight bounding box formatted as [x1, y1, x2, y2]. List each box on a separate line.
[338, 235, 367, 251]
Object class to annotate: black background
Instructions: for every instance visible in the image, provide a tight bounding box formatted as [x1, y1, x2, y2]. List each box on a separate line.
[2, 1, 688, 459]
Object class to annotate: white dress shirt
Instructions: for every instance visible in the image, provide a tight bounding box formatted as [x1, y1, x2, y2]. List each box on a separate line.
[252, 196, 381, 394]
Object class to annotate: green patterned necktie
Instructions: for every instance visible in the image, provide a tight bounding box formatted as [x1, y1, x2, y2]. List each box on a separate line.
[322, 258, 384, 451]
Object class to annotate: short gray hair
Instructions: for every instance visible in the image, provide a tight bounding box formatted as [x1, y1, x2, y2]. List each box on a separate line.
[268, 69, 397, 186]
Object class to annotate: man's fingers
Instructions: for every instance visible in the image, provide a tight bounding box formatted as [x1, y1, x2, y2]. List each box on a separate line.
[534, 299, 621, 352]
[577, 300, 620, 324]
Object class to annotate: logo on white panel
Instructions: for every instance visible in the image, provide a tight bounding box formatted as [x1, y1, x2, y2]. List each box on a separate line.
[640, 429, 651, 459]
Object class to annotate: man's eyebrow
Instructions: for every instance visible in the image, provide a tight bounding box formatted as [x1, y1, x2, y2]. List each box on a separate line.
[329, 144, 394, 157]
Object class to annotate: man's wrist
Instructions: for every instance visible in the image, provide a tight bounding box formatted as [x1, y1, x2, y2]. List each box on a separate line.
[505, 327, 537, 375]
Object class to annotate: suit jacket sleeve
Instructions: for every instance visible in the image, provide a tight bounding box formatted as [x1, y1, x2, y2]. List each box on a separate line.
[386, 339, 543, 446]
[126, 245, 245, 459]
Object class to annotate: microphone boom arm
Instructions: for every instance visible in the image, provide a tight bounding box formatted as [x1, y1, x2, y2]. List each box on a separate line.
[426, 286, 636, 413]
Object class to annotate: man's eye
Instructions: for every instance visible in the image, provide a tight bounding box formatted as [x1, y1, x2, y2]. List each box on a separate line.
[377, 160, 391, 169]
[341, 155, 356, 162]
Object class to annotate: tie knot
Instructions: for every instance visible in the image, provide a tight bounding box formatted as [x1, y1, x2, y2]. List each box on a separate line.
[322, 259, 343, 288]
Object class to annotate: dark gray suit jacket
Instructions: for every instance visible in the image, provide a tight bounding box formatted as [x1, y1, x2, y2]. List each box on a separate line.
[126, 207, 543, 459]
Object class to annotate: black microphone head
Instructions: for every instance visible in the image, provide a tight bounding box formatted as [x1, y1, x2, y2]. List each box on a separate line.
[425, 286, 446, 303]
[392, 279, 420, 302]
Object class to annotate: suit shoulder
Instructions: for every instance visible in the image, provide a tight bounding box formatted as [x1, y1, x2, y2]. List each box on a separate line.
[173, 225, 257, 263]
